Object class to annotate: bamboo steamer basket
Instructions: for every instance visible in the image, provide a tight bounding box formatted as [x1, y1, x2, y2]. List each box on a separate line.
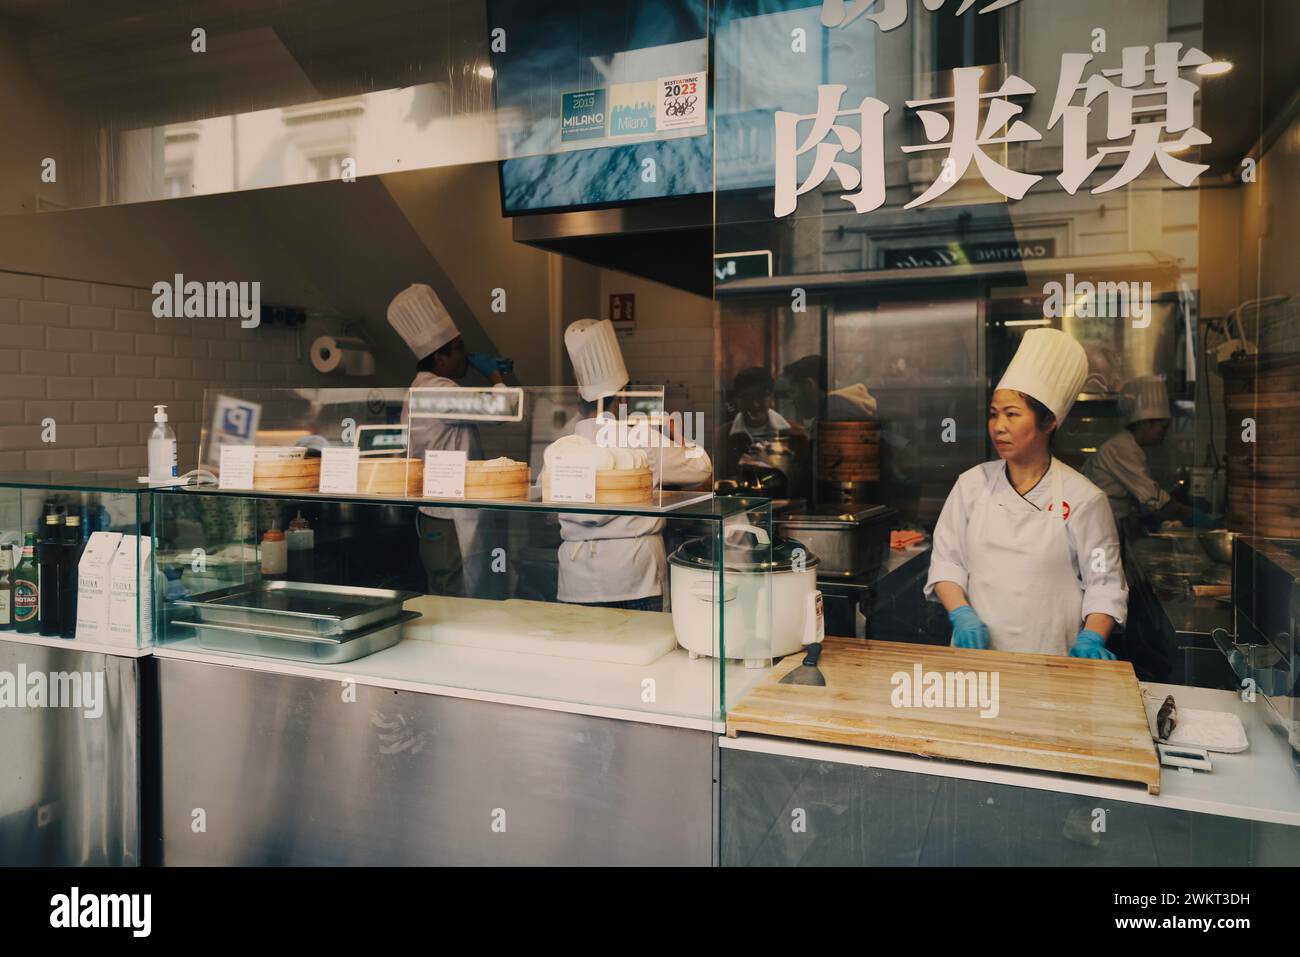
[542, 467, 654, 504]
[357, 457, 424, 496]
[1222, 353, 1300, 537]
[817, 420, 881, 482]
[253, 457, 319, 492]
[464, 461, 531, 500]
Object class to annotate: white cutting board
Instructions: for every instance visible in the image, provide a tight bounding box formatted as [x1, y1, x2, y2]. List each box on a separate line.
[402, 595, 678, 666]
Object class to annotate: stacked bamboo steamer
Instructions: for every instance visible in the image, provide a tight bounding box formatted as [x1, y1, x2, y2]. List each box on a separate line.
[818, 421, 881, 478]
[252, 448, 320, 491]
[465, 459, 531, 500]
[1223, 353, 1300, 537]
[541, 468, 653, 504]
[358, 457, 424, 496]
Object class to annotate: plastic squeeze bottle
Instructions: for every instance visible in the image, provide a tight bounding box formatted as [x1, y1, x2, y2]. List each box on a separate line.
[148, 405, 178, 483]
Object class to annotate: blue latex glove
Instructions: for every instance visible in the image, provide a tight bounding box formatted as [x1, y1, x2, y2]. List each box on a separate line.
[1069, 629, 1116, 660]
[948, 605, 989, 650]
[468, 352, 513, 376]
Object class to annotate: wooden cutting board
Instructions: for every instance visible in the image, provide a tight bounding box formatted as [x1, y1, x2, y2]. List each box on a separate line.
[727, 638, 1162, 794]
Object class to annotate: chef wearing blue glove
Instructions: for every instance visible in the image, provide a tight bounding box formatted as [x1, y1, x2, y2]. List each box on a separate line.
[926, 329, 1127, 658]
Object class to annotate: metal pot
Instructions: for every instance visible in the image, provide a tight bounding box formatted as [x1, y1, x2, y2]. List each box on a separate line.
[1200, 529, 1236, 565]
[775, 505, 896, 578]
[668, 523, 819, 663]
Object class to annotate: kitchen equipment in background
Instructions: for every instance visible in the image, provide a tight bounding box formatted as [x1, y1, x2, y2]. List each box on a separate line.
[286, 512, 315, 580]
[817, 420, 880, 505]
[715, 464, 789, 500]
[173, 581, 418, 638]
[310, 335, 376, 376]
[1200, 528, 1235, 565]
[1221, 353, 1300, 537]
[738, 435, 801, 494]
[668, 523, 819, 664]
[775, 505, 897, 579]
[174, 610, 418, 664]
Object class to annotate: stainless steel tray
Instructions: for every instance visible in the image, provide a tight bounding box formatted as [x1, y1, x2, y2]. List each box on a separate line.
[172, 581, 418, 637]
[171, 610, 420, 664]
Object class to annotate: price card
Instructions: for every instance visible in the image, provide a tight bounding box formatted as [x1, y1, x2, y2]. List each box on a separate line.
[657, 71, 706, 131]
[218, 445, 255, 490]
[319, 447, 360, 494]
[424, 450, 467, 499]
[547, 461, 597, 504]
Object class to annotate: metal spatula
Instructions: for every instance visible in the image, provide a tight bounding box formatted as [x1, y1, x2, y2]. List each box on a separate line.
[779, 642, 825, 686]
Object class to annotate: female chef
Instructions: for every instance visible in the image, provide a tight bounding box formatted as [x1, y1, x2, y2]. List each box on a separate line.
[925, 328, 1128, 659]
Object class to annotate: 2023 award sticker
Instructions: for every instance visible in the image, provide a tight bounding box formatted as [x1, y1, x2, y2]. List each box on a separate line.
[657, 71, 706, 131]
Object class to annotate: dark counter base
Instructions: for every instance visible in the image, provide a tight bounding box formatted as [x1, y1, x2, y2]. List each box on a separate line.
[720, 747, 1300, 866]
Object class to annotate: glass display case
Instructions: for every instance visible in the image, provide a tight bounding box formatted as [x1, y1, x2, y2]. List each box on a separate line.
[0, 472, 162, 652]
[150, 386, 792, 725]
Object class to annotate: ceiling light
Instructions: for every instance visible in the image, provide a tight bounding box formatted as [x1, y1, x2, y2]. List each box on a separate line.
[1196, 61, 1233, 77]
[477, 65, 496, 80]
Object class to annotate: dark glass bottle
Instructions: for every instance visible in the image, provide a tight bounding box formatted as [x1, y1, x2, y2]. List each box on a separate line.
[60, 513, 84, 638]
[13, 532, 39, 633]
[38, 512, 63, 636]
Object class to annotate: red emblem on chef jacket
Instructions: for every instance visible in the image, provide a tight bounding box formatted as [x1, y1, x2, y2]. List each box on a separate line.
[1047, 501, 1071, 520]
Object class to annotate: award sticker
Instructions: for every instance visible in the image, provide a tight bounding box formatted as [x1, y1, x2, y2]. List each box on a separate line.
[657, 71, 706, 131]
[561, 88, 607, 142]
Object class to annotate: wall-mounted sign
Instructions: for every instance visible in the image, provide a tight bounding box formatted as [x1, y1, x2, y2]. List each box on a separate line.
[610, 293, 636, 328]
[714, 250, 774, 283]
[881, 239, 1056, 270]
[561, 88, 607, 142]
[407, 387, 526, 422]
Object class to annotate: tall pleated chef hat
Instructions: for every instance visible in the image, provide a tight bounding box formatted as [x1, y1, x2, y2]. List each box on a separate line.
[1120, 375, 1171, 424]
[387, 284, 460, 359]
[995, 328, 1090, 423]
[565, 319, 630, 401]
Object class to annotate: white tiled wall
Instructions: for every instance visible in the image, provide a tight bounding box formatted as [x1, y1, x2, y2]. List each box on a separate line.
[0, 270, 343, 474]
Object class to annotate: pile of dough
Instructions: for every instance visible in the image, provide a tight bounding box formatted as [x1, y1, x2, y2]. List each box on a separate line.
[543, 434, 649, 471]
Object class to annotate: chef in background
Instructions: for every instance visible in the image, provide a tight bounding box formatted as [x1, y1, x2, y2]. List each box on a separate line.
[926, 329, 1128, 659]
[556, 319, 712, 611]
[779, 355, 877, 434]
[731, 367, 794, 445]
[388, 283, 514, 598]
[1083, 375, 1190, 534]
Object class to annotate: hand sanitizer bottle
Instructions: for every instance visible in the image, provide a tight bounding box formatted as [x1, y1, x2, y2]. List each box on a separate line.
[148, 405, 178, 483]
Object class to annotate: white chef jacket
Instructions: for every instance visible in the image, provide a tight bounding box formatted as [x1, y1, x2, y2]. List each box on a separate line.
[924, 458, 1128, 624]
[403, 371, 501, 597]
[557, 414, 713, 604]
[1082, 429, 1170, 520]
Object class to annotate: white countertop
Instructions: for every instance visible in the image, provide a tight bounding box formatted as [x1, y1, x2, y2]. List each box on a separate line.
[722, 682, 1300, 827]
[153, 636, 769, 733]
[0, 631, 153, 659]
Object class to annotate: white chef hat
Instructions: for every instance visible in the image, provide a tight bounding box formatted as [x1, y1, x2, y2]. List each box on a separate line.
[387, 284, 460, 359]
[1120, 375, 1171, 424]
[995, 328, 1090, 423]
[565, 319, 629, 401]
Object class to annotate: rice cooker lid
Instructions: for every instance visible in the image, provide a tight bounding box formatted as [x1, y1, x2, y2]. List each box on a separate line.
[670, 526, 819, 573]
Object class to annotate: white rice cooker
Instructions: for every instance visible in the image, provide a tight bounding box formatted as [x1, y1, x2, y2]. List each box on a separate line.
[668, 523, 820, 664]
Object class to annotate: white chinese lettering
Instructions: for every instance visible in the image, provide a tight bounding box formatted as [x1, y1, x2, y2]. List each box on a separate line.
[774, 85, 889, 216]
